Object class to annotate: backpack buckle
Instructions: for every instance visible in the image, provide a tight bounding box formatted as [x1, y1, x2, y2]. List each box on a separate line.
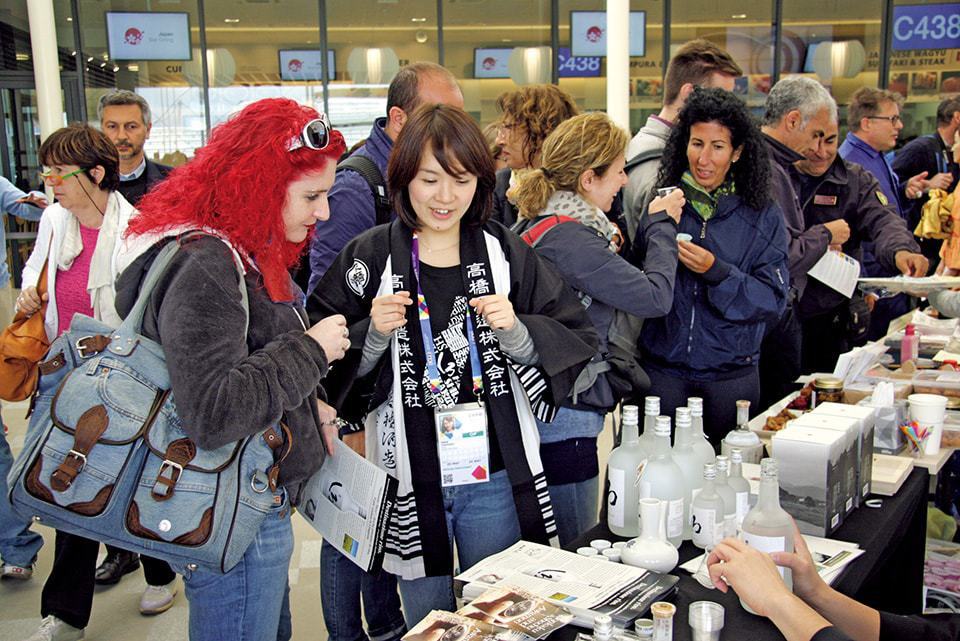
[151, 460, 184, 501]
[76, 335, 110, 358]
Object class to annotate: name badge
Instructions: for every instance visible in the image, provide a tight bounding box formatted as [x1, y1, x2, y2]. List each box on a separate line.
[436, 403, 489, 487]
[814, 194, 838, 206]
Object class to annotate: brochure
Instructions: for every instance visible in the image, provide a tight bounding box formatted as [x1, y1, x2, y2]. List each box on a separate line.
[459, 586, 573, 639]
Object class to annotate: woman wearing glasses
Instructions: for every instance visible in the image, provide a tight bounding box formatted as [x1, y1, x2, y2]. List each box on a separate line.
[16, 124, 141, 641]
[310, 104, 596, 625]
[111, 98, 349, 639]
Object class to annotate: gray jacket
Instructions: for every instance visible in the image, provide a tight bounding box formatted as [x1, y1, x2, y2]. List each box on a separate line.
[623, 116, 672, 242]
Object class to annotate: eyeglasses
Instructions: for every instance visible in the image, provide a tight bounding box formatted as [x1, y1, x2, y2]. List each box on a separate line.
[40, 168, 85, 186]
[867, 115, 902, 125]
[286, 115, 332, 152]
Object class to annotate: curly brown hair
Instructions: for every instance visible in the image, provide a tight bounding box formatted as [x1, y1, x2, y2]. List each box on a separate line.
[496, 85, 579, 168]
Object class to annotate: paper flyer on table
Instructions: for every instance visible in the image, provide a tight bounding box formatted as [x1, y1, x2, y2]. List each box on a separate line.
[401, 610, 512, 641]
[858, 275, 960, 294]
[455, 541, 678, 628]
[808, 250, 860, 298]
[298, 442, 397, 573]
[459, 586, 572, 639]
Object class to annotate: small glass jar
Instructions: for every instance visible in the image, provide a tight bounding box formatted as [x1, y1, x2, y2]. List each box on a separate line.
[813, 376, 844, 405]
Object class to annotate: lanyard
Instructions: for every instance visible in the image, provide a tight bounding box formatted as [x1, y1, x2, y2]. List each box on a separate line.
[410, 234, 484, 402]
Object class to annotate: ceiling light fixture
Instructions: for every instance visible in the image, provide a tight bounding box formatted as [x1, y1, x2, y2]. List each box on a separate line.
[224, 18, 240, 23]
[410, 17, 426, 22]
[731, 13, 747, 18]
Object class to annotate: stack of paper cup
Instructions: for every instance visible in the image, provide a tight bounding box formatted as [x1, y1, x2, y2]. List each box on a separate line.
[909, 393, 948, 456]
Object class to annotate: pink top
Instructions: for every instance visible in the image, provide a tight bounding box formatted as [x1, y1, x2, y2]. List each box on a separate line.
[55, 225, 100, 337]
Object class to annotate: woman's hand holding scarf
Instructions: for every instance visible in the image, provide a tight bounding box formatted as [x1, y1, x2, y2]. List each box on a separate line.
[470, 294, 516, 330]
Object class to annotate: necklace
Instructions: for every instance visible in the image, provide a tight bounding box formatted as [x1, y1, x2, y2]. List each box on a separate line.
[418, 237, 459, 253]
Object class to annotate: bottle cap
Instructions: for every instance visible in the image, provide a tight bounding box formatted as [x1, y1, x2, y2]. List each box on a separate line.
[593, 613, 613, 637]
[731, 448, 743, 464]
[676, 407, 692, 426]
[760, 457, 778, 479]
[716, 455, 730, 472]
[622, 405, 639, 425]
[906, 324, 915, 336]
[724, 429, 760, 446]
[702, 462, 716, 480]
[645, 396, 661, 416]
[654, 415, 671, 437]
[651, 602, 676, 620]
[688, 397, 704, 417]
[634, 618, 654, 639]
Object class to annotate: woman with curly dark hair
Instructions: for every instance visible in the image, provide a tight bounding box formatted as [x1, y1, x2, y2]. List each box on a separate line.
[640, 87, 789, 445]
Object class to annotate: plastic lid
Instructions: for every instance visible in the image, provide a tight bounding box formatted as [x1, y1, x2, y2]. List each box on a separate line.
[702, 462, 716, 479]
[731, 448, 743, 464]
[645, 396, 661, 415]
[654, 415, 671, 436]
[716, 455, 729, 472]
[760, 457, 778, 478]
[814, 376, 844, 390]
[676, 409, 692, 429]
[688, 397, 704, 416]
[622, 405, 639, 425]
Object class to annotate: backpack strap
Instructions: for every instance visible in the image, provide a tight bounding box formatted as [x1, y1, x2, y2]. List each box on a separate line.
[338, 155, 391, 226]
[517, 215, 579, 248]
[624, 147, 663, 174]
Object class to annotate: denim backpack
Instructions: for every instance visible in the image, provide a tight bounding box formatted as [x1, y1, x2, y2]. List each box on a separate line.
[7, 233, 290, 573]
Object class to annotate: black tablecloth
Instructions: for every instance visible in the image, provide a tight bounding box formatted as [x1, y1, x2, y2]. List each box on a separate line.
[556, 467, 929, 641]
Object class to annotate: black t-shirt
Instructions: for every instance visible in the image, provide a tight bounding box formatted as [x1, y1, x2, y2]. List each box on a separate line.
[418, 262, 505, 473]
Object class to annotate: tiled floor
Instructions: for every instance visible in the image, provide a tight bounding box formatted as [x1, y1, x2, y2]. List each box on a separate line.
[1, 397, 614, 641]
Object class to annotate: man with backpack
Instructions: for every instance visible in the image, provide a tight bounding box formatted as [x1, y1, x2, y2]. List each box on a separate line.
[305, 61, 462, 641]
[622, 40, 741, 244]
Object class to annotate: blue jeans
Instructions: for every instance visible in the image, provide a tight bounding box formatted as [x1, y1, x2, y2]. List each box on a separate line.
[0, 418, 43, 567]
[397, 470, 521, 626]
[547, 476, 599, 547]
[321, 540, 406, 641]
[172, 503, 293, 641]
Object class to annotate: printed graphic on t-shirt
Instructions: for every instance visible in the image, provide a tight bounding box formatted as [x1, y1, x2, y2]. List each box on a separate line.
[422, 295, 470, 408]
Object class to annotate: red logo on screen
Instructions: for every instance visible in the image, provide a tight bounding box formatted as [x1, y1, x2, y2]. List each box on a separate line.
[586, 26, 603, 42]
[482, 57, 496, 70]
[124, 28, 143, 45]
[288, 59, 303, 72]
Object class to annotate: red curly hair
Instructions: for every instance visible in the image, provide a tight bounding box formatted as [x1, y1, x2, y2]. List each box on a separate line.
[128, 98, 345, 301]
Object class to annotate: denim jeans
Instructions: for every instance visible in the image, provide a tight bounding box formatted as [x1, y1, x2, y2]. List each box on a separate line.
[397, 470, 521, 626]
[547, 476, 599, 547]
[0, 418, 43, 567]
[321, 540, 407, 641]
[172, 502, 293, 641]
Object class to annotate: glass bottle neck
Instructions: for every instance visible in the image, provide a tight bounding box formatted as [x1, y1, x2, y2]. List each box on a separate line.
[653, 433, 672, 457]
[622, 420, 640, 444]
[757, 476, 782, 510]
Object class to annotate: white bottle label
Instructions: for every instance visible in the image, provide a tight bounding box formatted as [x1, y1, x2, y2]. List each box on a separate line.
[724, 513, 737, 538]
[691, 487, 702, 503]
[736, 492, 749, 526]
[743, 532, 787, 578]
[691, 506, 718, 547]
[667, 498, 684, 539]
[608, 467, 625, 529]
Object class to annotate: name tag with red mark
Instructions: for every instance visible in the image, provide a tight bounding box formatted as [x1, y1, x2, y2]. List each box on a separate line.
[814, 194, 838, 206]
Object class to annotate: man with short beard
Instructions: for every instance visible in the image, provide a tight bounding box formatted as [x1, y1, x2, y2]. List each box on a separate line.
[98, 90, 171, 206]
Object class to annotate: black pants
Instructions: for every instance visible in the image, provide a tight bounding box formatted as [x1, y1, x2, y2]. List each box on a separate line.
[758, 304, 802, 410]
[646, 365, 760, 447]
[42, 531, 176, 628]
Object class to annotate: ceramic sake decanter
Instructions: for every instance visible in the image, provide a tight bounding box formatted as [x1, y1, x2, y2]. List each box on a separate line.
[620, 498, 679, 574]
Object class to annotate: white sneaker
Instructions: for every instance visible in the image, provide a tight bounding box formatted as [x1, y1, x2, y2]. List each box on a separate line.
[139, 581, 178, 615]
[24, 615, 84, 641]
[1, 563, 33, 580]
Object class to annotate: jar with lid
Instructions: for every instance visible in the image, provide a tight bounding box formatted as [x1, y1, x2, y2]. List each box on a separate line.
[813, 376, 844, 406]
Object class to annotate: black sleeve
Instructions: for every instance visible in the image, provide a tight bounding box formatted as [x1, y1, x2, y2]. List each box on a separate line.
[811, 627, 853, 641]
[850, 167, 920, 271]
[152, 237, 329, 450]
[892, 138, 933, 184]
[490, 168, 519, 228]
[879, 611, 960, 641]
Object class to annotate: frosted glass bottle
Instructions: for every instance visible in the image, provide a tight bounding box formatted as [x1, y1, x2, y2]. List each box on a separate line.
[639, 396, 660, 452]
[671, 408, 702, 541]
[607, 405, 650, 537]
[740, 458, 795, 614]
[721, 399, 764, 463]
[714, 455, 738, 538]
[687, 397, 717, 462]
[690, 463, 724, 549]
[637, 416, 685, 547]
[728, 448, 752, 530]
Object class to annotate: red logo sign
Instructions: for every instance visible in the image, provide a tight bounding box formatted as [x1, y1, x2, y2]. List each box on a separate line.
[288, 59, 303, 72]
[483, 57, 496, 70]
[124, 27, 143, 45]
[586, 26, 603, 42]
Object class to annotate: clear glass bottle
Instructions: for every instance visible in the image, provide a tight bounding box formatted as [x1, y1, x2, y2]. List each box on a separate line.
[607, 405, 649, 537]
[740, 458, 795, 614]
[728, 448, 751, 531]
[671, 408, 702, 541]
[687, 397, 716, 463]
[690, 463, 724, 550]
[714, 455, 738, 538]
[721, 399, 763, 463]
[638, 416, 685, 547]
[640, 396, 660, 452]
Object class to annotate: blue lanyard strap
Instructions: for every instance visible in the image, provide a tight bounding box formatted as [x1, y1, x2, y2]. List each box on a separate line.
[411, 234, 485, 402]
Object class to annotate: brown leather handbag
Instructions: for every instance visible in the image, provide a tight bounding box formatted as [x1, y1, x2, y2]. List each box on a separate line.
[0, 258, 50, 401]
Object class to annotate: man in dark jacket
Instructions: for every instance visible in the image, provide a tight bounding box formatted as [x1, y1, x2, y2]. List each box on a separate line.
[98, 90, 172, 207]
[757, 76, 839, 406]
[307, 61, 463, 292]
[796, 119, 927, 373]
[305, 61, 462, 641]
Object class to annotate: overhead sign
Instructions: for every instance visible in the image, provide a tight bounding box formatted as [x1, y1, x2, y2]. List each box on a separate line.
[279, 50, 336, 81]
[892, 3, 960, 51]
[570, 11, 646, 57]
[105, 12, 192, 61]
[473, 48, 511, 79]
[557, 47, 601, 78]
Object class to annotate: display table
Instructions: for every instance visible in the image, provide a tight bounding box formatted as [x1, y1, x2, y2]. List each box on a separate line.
[559, 467, 928, 640]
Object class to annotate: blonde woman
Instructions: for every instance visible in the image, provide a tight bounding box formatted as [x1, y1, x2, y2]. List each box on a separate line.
[510, 112, 685, 545]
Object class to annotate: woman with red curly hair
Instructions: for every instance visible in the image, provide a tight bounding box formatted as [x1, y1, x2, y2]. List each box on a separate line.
[114, 97, 349, 640]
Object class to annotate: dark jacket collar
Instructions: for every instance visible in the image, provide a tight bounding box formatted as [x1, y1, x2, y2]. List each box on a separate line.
[362, 117, 393, 171]
[763, 132, 804, 169]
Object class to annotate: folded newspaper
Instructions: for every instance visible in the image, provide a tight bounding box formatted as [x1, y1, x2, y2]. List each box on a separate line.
[402, 610, 511, 641]
[459, 586, 573, 639]
[455, 541, 679, 628]
[298, 442, 398, 572]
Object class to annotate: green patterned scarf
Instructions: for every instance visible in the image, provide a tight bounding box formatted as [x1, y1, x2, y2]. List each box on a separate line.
[680, 171, 735, 221]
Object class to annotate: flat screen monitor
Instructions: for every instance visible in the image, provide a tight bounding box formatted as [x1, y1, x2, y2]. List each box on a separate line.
[279, 50, 336, 81]
[474, 48, 512, 79]
[105, 12, 192, 61]
[570, 11, 646, 57]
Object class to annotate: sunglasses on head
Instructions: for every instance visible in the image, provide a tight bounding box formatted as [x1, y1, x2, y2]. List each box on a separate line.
[286, 115, 332, 152]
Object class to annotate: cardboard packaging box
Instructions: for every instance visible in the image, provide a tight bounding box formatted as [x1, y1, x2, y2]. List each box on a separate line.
[772, 426, 847, 536]
[788, 414, 859, 516]
[810, 402, 876, 504]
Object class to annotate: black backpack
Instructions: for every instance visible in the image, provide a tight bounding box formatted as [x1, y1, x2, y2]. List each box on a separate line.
[338, 155, 392, 226]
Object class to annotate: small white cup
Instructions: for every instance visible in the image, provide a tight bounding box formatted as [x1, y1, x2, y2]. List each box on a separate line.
[689, 601, 724, 641]
[577, 546, 599, 556]
[909, 393, 948, 455]
[590, 538, 612, 551]
[677, 233, 693, 243]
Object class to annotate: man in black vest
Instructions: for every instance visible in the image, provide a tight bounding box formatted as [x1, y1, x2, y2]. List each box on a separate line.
[95, 90, 176, 614]
[98, 90, 172, 207]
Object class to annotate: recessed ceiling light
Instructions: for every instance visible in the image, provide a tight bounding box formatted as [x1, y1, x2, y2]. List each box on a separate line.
[15, 53, 30, 61]
[128, 64, 139, 71]
[66, 16, 72, 21]
[224, 17, 240, 23]
[87, 56, 94, 62]
[113, 66, 120, 72]
[731, 13, 747, 18]
[410, 17, 426, 22]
